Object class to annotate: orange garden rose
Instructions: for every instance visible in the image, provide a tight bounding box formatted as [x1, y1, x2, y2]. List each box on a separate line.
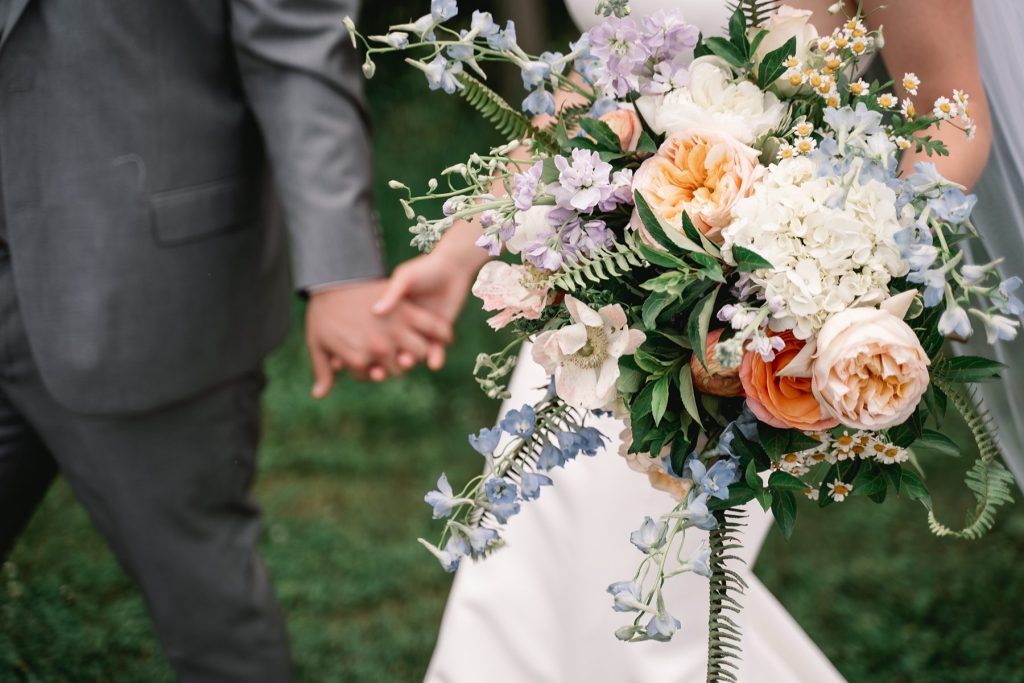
[690, 328, 744, 397]
[631, 129, 760, 245]
[739, 331, 839, 431]
[599, 109, 643, 152]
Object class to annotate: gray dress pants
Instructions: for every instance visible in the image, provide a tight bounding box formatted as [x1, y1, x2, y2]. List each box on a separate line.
[0, 248, 291, 682]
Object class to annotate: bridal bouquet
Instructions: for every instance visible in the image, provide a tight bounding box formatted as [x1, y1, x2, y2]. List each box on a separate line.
[350, 0, 1016, 674]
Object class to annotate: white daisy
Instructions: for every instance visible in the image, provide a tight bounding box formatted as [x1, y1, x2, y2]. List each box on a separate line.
[828, 480, 854, 502]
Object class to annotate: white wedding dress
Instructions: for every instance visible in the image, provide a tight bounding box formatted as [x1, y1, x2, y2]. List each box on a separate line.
[425, 2, 847, 682]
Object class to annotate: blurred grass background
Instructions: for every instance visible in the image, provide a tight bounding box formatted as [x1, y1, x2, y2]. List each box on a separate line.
[2, 2, 1023, 682]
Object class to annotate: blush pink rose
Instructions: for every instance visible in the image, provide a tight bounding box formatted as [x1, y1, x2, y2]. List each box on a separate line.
[599, 109, 643, 152]
[631, 129, 760, 245]
[690, 328, 744, 397]
[471, 261, 550, 331]
[811, 307, 931, 430]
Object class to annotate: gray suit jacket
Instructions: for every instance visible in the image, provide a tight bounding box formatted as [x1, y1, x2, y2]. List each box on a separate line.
[0, 0, 383, 414]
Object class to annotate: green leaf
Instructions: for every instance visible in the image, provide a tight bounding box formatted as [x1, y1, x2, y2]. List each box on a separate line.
[632, 381, 656, 419]
[757, 36, 797, 87]
[771, 491, 797, 540]
[682, 212, 720, 257]
[637, 242, 692, 270]
[669, 436, 690, 477]
[852, 467, 887, 497]
[703, 36, 746, 69]
[707, 481, 757, 510]
[633, 348, 669, 373]
[642, 291, 674, 330]
[748, 29, 769, 58]
[677, 364, 703, 428]
[634, 191, 708, 256]
[731, 432, 771, 470]
[731, 245, 774, 272]
[728, 5, 750, 56]
[933, 356, 1006, 383]
[578, 117, 623, 152]
[693, 33, 712, 60]
[789, 431, 823, 453]
[757, 423, 791, 459]
[616, 362, 644, 395]
[637, 131, 659, 154]
[745, 459, 762, 491]
[651, 374, 671, 426]
[768, 470, 809, 492]
[689, 252, 726, 283]
[881, 464, 903, 493]
[755, 487, 774, 511]
[900, 469, 933, 510]
[688, 287, 720, 369]
[911, 429, 962, 458]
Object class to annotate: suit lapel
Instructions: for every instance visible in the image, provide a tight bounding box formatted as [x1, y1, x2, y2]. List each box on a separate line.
[0, 0, 32, 52]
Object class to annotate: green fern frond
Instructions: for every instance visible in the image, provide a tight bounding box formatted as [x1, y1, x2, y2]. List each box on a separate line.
[725, 0, 781, 29]
[455, 73, 558, 152]
[552, 232, 646, 293]
[706, 509, 748, 683]
[927, 378, 1015, 540]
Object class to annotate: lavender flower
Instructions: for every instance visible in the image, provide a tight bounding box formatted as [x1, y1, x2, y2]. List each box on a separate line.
[552, 149, 615, 212]
[587, 17, 648, 96]
[512, 161, 544, 211]
[641, 9, 699, 57]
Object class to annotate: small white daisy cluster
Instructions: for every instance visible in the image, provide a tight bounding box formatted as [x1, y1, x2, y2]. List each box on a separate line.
[777, 120, 817, 160]
[831, 430, 911, 465]
[774, 432, 835, 478]
[781, 18, 878, 111]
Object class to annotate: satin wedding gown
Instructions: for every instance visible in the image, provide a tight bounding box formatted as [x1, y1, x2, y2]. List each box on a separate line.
[425, 5, 847, 682]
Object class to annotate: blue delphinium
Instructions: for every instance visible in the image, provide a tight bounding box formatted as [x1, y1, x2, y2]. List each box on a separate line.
[1000, 277, 1024, 316]
[645, 611, 681, 642]
[630, 516, 668, 553]
[522, 88, 556, 116]
[466, 526, 499, 554]
[420, 535, 469, 573]
[424, 473, 458, 519]
[520, 472, 553, 500]
[683, 492, 718, 531]
[607, 580, 645, 613]
[485, 20, 517, 52]
[468, 426, 502, 456]
[500, 405, 536, 439]
[536, 441, 566, 470]
[686, 456, 738, 501]
[484, 477, 518, 505]
[683, 544, 713, 578]
[930, 187, 977, 224]
[416, 55, 464, 94]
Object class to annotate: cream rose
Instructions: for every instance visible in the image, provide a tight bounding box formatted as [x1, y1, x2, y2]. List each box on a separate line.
[505, 205, 552, 255]
[752, 6, 818, 69]
[631, 129, 760, 245]
[600, 109, 643, 152]
[811, 308, 931, 430]
[635, 56, 787, 145]
[472, 261, 551, 331]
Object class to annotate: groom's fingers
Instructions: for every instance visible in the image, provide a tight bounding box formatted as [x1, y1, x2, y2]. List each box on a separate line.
[403, 306, 453, 346]
[372, 270, 410, 316]
[427, 343, 446, 371]
[330, 356, 345, 372]
[309, 343, 335, 399]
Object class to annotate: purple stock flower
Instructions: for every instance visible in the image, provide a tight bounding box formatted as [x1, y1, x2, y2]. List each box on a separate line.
[641, 10, 698, 56]
[587, 17, 648, 96]
[512, 161, 545, 211]
[552, 149, 615, 212]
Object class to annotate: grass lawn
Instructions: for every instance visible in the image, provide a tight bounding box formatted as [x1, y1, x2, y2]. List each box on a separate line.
[3, 16, 1024, 683]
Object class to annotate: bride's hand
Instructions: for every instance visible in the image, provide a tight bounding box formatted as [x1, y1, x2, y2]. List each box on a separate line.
[373, 238, 486, 370]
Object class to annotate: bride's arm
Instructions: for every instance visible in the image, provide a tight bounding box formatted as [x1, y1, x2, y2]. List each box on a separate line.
[792, 0, 992, 188]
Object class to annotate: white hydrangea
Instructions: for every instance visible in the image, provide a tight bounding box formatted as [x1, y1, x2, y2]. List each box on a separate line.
[721, 156, 908, 339]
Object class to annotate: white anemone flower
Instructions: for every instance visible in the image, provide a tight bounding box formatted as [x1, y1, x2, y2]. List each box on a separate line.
[532, 296, 646, 410]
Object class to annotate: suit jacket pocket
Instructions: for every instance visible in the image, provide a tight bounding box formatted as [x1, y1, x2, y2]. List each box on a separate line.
[150, 176, 261, 246]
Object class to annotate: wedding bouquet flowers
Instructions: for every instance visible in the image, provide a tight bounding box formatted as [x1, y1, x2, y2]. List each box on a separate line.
[350, 0, 1017, 674]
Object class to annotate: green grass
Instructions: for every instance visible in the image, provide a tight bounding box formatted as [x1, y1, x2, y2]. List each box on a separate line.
[3, 26, 1024, 683]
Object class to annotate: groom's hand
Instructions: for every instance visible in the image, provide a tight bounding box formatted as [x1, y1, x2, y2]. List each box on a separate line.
[306, 280, 452, 398]
[372, 250, 479, 371]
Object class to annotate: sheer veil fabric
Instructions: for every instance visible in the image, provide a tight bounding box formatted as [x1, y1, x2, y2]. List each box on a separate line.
[959, 0, 1024, 489]
[424, 3, 847, 681]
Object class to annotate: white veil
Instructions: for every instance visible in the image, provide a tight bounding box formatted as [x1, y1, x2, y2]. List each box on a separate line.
[957, 0, 1024, 488]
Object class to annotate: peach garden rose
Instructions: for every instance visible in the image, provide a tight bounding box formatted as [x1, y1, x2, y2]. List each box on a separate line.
[811, 307, 931, 430]
[739, 331, 839, 431]
[599, 109, 643, 152]
[631, 129, 760, 245]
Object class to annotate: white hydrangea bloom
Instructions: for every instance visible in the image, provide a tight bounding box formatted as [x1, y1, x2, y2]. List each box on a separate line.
[721, 156, 908, 339]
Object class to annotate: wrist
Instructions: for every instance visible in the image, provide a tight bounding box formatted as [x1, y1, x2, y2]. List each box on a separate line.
[433, 235, 491, 281]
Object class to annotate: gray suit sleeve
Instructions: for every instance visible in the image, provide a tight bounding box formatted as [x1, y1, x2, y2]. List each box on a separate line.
[231, 0, 384, 290]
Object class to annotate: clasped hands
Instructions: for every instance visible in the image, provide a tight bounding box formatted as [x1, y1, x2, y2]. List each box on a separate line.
[305, 243, 478, 398]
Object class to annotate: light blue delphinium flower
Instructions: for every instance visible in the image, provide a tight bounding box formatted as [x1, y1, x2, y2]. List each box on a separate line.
[431, 0, 458, 22]
[522, 88, 556, 116]
[630, 516, 668, 553]
[420, 535, 469, 573]
[466, 526, 499, 555]
[908, 267, 952, 307]
[907, 161, 947, 194]
[971, 309, 1020, 344]
[468, 426, 502, 456]
[939, 304, 973, 339]
[823, 103, 884, 150]
[683, 492, 718, 531]
[645, 611, 681, 642]
[446, 31, 476, 63]
[520, 472, 553, 501]
[417, 55, 464, 94]
[484, 477, 518, 506]
[607, 580, 645, 613]
[486, 20, 517, 52]
[1000, 276, 1024, 316]
[536, 442, 566, 470]
[424, 473, 458, 519]
[490, 501, 521, 524]
[500, 405, 536, 438]
[575, 427, 607, 456]
[589, 97, 619, 119]
[930, 187, 977, 224]
[469, 10, 498, 37]
[687, 457, 738, 501]
[520, 59, 552, 90]
[682, 543, 713, 578]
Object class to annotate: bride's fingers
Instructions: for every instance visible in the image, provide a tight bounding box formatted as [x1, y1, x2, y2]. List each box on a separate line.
[368, 365, 389, 383]
[309, 342, 335, 399]
[330, 356, 345, 371]
[404, 305, 453, 346]
[372, 269, 412, 316]
[427, 342, 446, 371]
